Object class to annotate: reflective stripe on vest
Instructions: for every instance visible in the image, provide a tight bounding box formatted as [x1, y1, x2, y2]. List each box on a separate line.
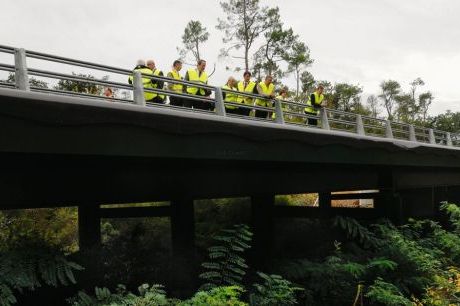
[237, 81, 256, 104]
[129, 67, 155, 101]
[169, 70, 183, 93]
[223, 84, 238, 109]
[186, 69, 208, 95]
[304, 91, 324, 114]
[255, 82, 275, 107]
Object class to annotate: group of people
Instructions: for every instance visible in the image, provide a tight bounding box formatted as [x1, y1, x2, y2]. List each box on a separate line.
[127, 58, 326, 124]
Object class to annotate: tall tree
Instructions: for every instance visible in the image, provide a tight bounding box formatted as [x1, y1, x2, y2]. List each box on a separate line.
[300, 71, 315, 95]
[177, 20, 209, 63]
[366, 95, 379, 118]
[418, 91, 433, 122]
[55, 73, 103, 94]
[331, 83, 363, 112]
[379, 80, 401, 120]
[217, 0, 279, 71]
[285, 41, 313, 97]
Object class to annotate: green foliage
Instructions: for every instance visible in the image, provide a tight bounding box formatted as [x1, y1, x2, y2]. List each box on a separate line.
[180, 286, 247, 306]
[249, 272, 302, 306]
[4, 72, 49, 89]
[429, 110, 460, 133]
[333, 216, 380, 248]
[55, 73, 106, 95]
[69, 284, 173, 306]
[200, 224, 252, 290]
[178, 20, 209, 62]
[365, 278, 413, 306]
[0, 245, 83, 306]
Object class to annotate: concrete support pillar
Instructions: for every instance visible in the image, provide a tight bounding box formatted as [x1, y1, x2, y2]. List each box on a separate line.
[318, 192, 332, 218]
[376, 191, 403, 225]
[251, 195, 275, 266]
[78, 204, 101, 251]
[170, 197, 195, 257]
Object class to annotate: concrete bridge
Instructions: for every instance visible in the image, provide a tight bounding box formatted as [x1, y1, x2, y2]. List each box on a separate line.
[1, 45, 460, 256]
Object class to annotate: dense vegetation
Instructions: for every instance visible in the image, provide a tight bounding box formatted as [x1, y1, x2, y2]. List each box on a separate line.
[2, 199, 460, 305]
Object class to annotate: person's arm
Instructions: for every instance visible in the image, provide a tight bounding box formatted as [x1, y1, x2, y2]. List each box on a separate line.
[310, 94, 318, 108]
[157, 71, 164, 89]
[183, 71, 189, 92]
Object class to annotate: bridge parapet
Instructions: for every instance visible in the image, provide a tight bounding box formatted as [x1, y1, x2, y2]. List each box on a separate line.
[0, 44, 458, 148]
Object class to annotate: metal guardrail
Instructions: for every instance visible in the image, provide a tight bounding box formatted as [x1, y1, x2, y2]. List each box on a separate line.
[0, 44, 458, 148]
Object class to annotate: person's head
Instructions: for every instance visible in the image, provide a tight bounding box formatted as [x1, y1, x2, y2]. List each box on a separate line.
[136, 59, 145, 67]
[279, 87, 288, 98]
[146, 59, 155, 70]
[243, 71, 251, 82]
[104, 87, 113, 97]
[264, 75, 273, 85]
[173, 60, 182, 71]
[197, 59, 206, 72]
[317, 85, 324, 95]
[227, 76, 236, 87]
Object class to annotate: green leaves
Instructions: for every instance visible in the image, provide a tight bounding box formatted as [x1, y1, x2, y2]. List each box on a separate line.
[199, 224, 252, 290]
[249, 272, 303, 306]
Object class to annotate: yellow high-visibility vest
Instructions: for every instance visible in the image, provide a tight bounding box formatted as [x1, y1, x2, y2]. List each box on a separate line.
[129, 67, 155, 101]
[169, 69, 183, 93]
[223, 84, 238, 109]
[255, 82, 275, 107]
[304, 91, 324, 114]
[237, 81, 256, 104]
[186, 69, 208, 95]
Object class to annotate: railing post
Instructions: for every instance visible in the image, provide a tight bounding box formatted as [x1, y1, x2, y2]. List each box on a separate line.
[356, 114, 365, 136]
[446, 132, 453, 146]
[385, 120, 393, 139]
[320, 108, 330, 130]
[133, 71, 145, 106]
[214, 87, 226, 117]
[274, 99, 285, 124]
[428, 129, 435, 144]
[409, 125, 417, 142]
[14, 48, 30, 91]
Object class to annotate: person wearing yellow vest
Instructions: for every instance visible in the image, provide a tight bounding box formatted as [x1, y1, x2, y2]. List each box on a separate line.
[184, 59, 212, 110]
[128, 59, 157, 102]
[255, 75, 275, 119]
[145, 59, 165, 104]
[237, 71, 257, 116]
[304, 85, 325, 126]
[222, 76, 239, 114]
[271, 87, 289, 120]
[167, 60, 184, 107]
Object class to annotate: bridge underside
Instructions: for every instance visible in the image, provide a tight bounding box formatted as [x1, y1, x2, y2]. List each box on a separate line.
[1, 88, 460, 256]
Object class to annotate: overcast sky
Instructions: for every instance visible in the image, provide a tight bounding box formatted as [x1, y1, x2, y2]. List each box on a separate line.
[2, 0, 459, 115]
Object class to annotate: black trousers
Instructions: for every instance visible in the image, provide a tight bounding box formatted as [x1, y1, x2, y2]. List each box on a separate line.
[226, 107, 240, 115]
[169, 96, 183, 107]
[147, 96, 165, 104]
[255, 110, 269, 119]
[184, 93, 214, 111]
[306, 112, 318, 126]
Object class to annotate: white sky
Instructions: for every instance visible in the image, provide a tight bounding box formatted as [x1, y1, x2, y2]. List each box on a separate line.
[1, 0, 459, 115]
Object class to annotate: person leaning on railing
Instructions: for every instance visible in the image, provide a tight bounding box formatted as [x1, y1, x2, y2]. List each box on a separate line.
[304, 85, 325, 126]
[271, 87, 289, 120]
[255, 75, 275, 119]
[222, 76, 239, 115]
[128, 59, 157, 102]
[167, 60, 184, 107]
[236, 71, 258, 116]
[184, 59, 213, 111]
[146, 59, 165, 104]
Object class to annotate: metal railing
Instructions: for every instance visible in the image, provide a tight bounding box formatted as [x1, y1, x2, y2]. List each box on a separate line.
[0, 44, 458, 148]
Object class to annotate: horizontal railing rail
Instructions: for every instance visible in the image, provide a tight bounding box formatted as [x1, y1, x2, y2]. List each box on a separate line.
[0, 45, 459, 147]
